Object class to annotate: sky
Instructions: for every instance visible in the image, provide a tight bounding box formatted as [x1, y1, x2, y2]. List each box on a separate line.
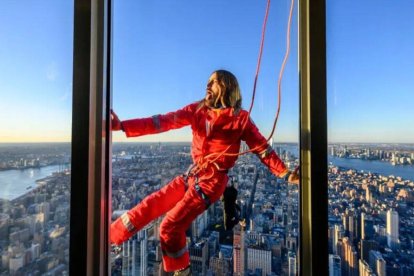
[0, 0, 413, 143]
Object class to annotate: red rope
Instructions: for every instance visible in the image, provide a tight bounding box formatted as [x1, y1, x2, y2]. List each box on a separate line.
[247, 0, 272, 116]
[193, 0, 295, 174]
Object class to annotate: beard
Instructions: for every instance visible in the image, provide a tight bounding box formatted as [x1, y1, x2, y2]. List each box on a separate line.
[205, 91, 219, 108]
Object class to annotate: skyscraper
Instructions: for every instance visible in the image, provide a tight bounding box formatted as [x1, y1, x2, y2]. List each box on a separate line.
[361, 212, 374, 240]
[386, 209, 399, 249]
[359, 259, 374, 276]
[365, 185, 377, 204]
[360, 239, 379, 263]
[189, 239, 209, 275]
[330, 146, 336, 156]
[246, 247, 272, 276]
[288, 252, 297, 276]
[209, 250, 232, 276]
[121, 228, 148, 276]
[333, 224, 344, 255]
[369, 250, 386, 276]
[122, 240, 131, 276]
[342, 210, 358, 243]
[329, 254, 341, 276]
[233, 223, 247, 275]
[191, 210, 208, 241]
[338, 237, 358, 276]
[138, 229, 148, 276]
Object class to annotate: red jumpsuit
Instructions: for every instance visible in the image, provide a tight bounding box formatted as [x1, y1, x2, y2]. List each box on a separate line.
[110, 102, 288, 272]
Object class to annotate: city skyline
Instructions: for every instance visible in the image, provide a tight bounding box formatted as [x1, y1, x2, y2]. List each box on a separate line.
[1, 0, 413, 143]
[1, 141, 414, 274]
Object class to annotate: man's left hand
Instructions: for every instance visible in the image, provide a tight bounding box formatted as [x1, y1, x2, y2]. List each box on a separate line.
[288, 167, 300, 185]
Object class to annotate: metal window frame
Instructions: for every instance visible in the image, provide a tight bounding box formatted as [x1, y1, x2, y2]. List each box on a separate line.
[69, 0, 113, 275]
[299, 0, 328, 275]
[68, 0, 328, 275]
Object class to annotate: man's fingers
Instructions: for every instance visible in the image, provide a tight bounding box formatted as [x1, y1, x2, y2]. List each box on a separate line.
[293, 166, 300, 175]
[111, 109, 118, 118]
[110, 109, 122, 131]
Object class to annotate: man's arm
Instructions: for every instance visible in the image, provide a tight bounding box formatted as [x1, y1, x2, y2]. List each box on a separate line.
[113, 102, 198, 138]
[240, 115, 289, 178]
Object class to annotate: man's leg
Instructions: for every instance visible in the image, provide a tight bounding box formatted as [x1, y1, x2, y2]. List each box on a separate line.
[159, 181, 207, 272]
[159, 172, 228, 272]
[111, 175, 187, 245]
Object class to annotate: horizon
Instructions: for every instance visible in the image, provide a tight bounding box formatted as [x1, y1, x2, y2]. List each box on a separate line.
[1, 141, 414, 146]
[1, 0, 413, 144]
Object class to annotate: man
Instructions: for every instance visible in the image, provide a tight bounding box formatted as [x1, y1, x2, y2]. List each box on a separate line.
[111, 69, 299, 275]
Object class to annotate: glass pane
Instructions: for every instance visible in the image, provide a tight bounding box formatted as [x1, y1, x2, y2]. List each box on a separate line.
[111, 1, 299, 275]
[327, 1, 414, 275]
[0, 1, 73, 275]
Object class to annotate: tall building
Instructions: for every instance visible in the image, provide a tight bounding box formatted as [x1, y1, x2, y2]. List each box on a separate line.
[189, 239, 209, 275]
[369, 250, 386, 276]
[359, 259, 375, 276]
[207, 231, 220, 260]
[333, 224, 344, 255]
[338, 237, 358, 276]
[365, 186, 377, 204]
[138, 230, 148, 276]
[209, 250, 232, 276]
[288, 252, 297, 276]
[121, 228, 148, 276]
[153, 242, 164, 276]
[342, 210, 358, 243]
[360, 239, 379, 263]
[122, 240, 131, 276]
[361, 213, 374, 240]
[330, 146, 336, 156]
[328, 226, 335, 254]
[286, 234, 297, 252]
[233, 223, 247, 275]
[9, 254, 24, 275]
[329, 254, 341, 276]
[191, 210, 208, 241]
[386, 209, 399, 249]
[247, 247, 272, 276]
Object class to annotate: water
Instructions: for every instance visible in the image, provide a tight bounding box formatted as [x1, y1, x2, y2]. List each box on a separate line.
[329, 156, 414, 181]
[275, 145, 414, 181]
[0, 165, 63, 201]
[0, 154, 412, 201]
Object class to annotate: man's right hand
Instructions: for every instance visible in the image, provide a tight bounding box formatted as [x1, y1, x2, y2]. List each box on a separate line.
[111, 110, 123, 131]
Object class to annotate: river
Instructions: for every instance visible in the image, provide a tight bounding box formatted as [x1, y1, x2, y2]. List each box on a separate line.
[0, 154, 413, 201]
[329, 156, 414, 181]
[0, 165, 64, 201]
[278, 145, 414, 181]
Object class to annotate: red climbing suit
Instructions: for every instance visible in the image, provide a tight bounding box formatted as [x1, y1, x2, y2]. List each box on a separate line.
[110, 101, 288, 272]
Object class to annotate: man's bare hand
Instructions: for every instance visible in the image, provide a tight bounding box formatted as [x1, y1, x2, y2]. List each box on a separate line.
[111, 110, 122, 131]
[288, 166, 300, 185]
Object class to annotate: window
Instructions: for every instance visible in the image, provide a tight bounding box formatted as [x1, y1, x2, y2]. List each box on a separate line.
[0, 1, 73, 275]
[327, 1, 414, 275]
[0, 0, 336, 275]
[111, 1, 300, 275]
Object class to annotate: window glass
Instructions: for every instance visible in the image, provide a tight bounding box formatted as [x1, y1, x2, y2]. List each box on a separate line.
[111, 1, 299, 275]
[0, 1, 73, 275]
[327, 1, 414, 275]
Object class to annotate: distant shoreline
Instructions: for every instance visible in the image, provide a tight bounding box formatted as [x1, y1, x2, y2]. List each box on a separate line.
[1, 141, 413, 145]
[0, 163, 70, 173]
